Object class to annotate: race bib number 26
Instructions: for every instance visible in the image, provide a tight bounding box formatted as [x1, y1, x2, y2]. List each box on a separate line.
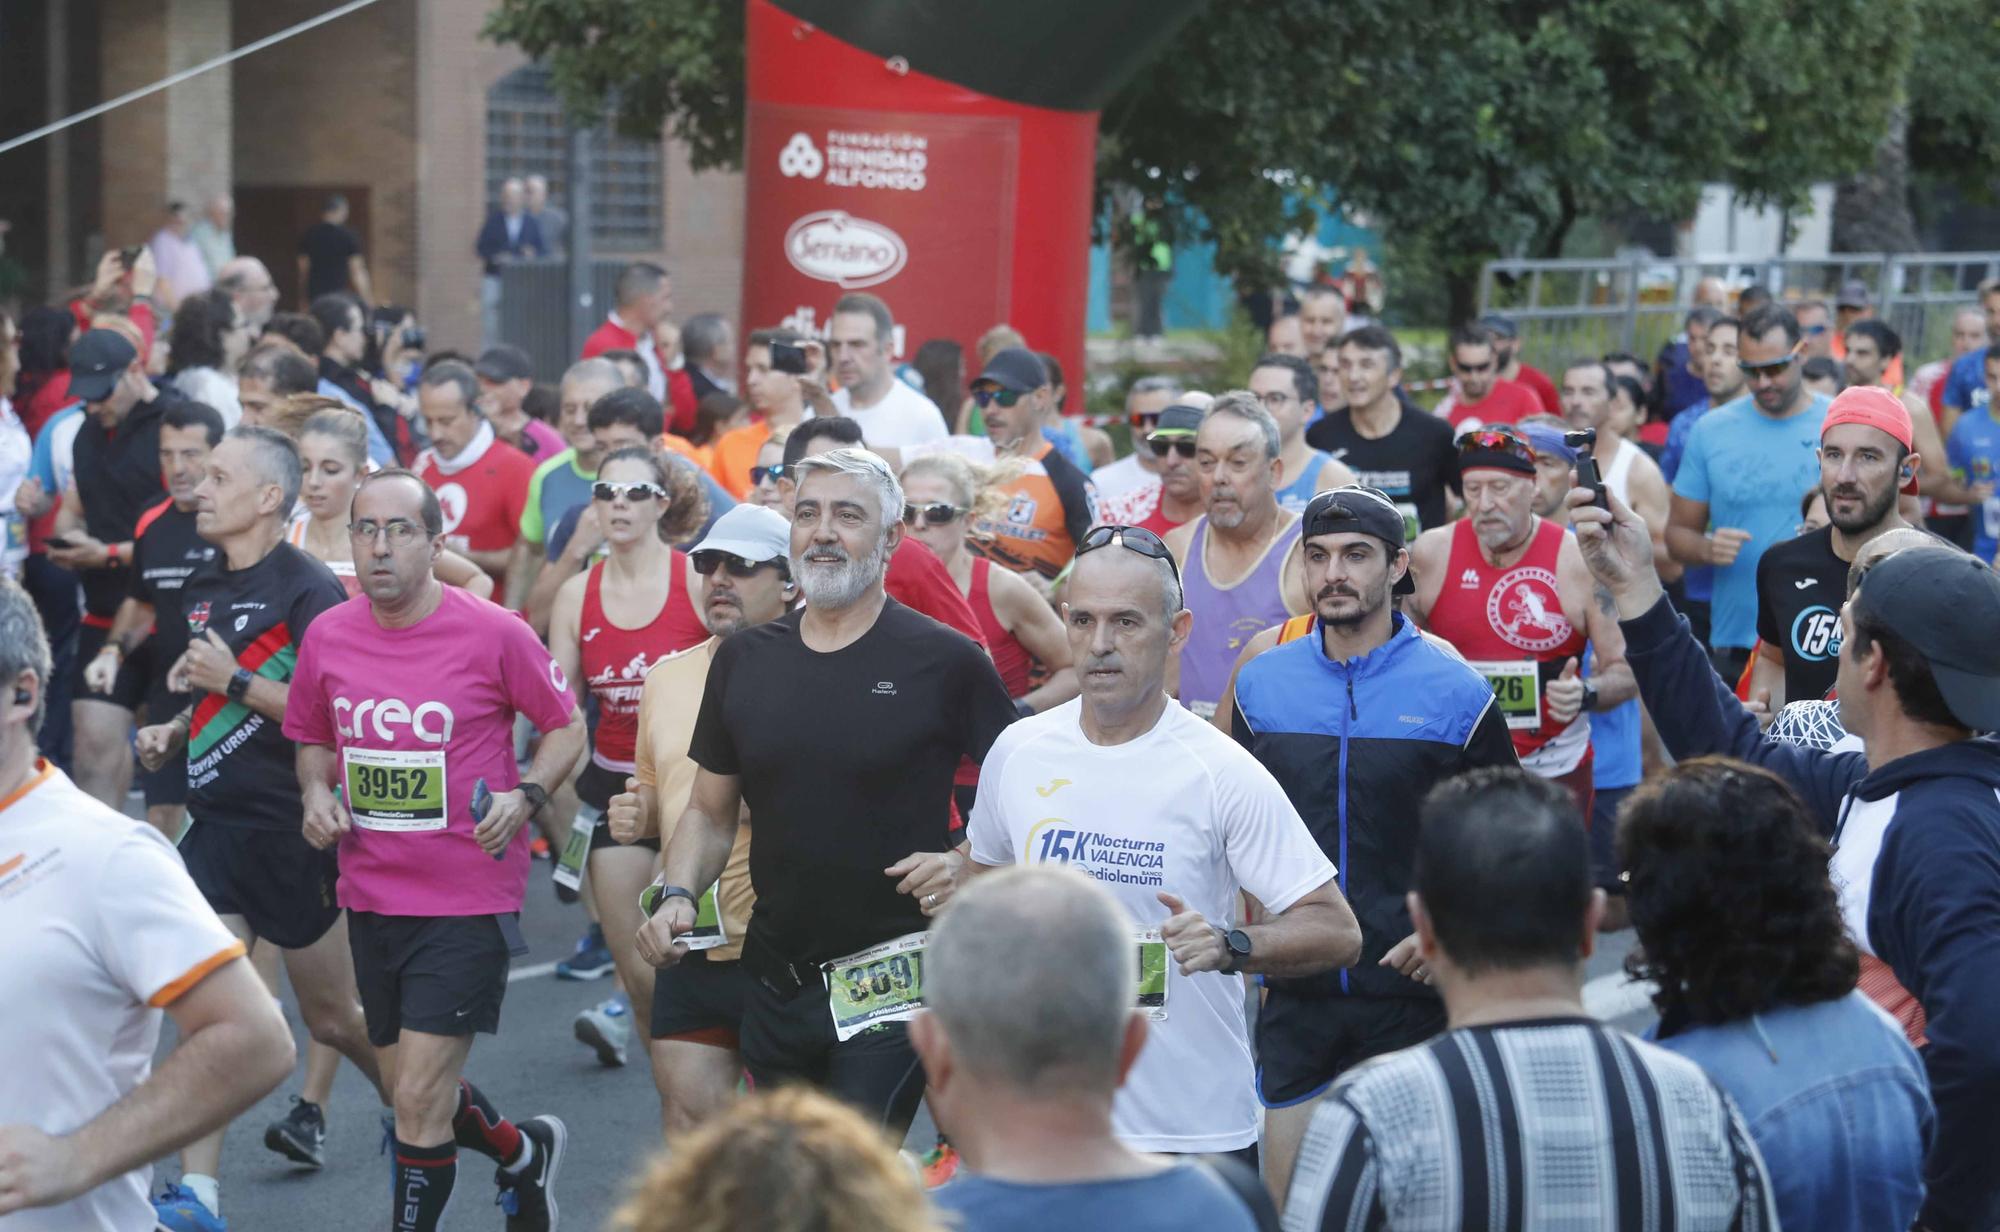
[1474, 660, 1542, 731]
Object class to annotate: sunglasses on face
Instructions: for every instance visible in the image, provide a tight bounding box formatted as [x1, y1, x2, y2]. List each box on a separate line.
[971, 387, 1026, 409]
[1147, 436, 1197, 459]
[1455, 360, 1498, 375]
[690, 551, 778, 578]
[1128, 410, 1163, 431]
[1802, 323, 1829, 336]
[1077, 524, 1183, 592]
[593, 481, 666, 502]
[902, 502, 965, 527]
[750, 464, 785, 486]
[1737, 355, 1796, 379]
[1454, 427, 1536, 464]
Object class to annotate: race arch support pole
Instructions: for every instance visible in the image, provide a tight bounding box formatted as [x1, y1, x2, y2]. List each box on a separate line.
[741, 0, 1194, 415]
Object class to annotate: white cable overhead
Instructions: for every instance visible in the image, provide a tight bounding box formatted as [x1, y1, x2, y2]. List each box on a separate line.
[0, 0, 390, 158]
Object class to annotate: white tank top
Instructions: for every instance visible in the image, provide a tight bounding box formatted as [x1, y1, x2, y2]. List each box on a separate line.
[1602, 437, 1640, 505]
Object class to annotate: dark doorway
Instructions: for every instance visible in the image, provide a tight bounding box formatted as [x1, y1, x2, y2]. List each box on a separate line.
[235, 185, 371, 311]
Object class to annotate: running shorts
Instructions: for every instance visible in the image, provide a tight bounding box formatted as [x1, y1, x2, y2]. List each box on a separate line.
[1257, 991, 1448, 1107]
[348, 911, 514, 1047]
[649, 952, 752, 1048]
[579, 760, 660, 854]
[179, 820, 340, 950]
[71, 622, 147, 708]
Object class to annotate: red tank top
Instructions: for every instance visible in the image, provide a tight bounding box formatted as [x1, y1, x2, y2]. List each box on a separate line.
[1426, 518, 1588, 760]
[969, 557, 1034, 698]
[580, 552, 708, 772]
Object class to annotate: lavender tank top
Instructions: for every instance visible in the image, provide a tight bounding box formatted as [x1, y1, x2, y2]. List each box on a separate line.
[1178, 515, 1304, 717]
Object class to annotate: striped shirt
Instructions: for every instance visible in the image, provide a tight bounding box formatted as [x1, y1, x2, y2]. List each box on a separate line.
[1283, 1017, 1778, 1232]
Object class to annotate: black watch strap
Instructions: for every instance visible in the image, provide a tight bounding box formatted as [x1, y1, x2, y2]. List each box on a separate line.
[518, 781, 550, 815]
[226, 666, 253, 702]
[659, 884, 699, 907]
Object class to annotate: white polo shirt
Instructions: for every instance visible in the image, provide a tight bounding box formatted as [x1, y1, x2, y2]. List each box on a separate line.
[969, 699, 1336, 1152]
[0, 761, 245, 1232]
[830, 378, 948, 450]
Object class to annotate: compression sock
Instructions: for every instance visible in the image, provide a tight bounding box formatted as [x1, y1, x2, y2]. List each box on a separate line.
[180, 1173, 220, 1216]
[451, 1079, 523, 1164]
[391, 1139, 456, 1232]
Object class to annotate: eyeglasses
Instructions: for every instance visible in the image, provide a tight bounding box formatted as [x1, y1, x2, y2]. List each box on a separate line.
[690, 551, 778, 578]
[750, 464, 785, 486]
[349, 518, 427, 546]
[593, 481, 666, 503]
[971, 387, 1025, 409]
[1802, 323, 1829, 336]
[1146, 436, 1197, 459]
[902, 502, 965, 527]
[1254, 390, 1297, 410]
[1454, 427, 1536, 464]
[1737, 355, 1797, 379]
[1077, 524, 1182, 592]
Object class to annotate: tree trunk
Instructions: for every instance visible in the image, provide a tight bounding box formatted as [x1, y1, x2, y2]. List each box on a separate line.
[1445, 267, 1480, 328]
[1832, 101, 1919, 253]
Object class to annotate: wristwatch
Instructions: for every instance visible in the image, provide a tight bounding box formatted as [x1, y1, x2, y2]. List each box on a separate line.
[1580, 681, 1600, 713]
[517, 782, 550, 816]
[658, 884, 699, 908]
[1219, 927, 1254, 974]
[225, 666, 253, 702]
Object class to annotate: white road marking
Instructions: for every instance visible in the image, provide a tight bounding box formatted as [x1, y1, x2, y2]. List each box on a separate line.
[1582, 972, 1657, 1022]
[508, 960, 561, 983]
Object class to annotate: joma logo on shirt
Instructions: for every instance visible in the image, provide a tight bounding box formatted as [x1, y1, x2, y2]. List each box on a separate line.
[333, 696, 455, 743]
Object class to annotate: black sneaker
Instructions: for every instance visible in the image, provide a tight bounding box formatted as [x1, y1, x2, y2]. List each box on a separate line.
[494, 1115, 566, 1231]
[263, 1096, 327, 1169]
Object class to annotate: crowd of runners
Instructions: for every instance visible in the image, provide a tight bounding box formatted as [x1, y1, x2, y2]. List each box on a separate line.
[2, 255, 1999, 1232]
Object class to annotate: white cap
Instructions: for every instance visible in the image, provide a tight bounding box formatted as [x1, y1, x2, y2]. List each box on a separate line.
[689, 504, 792, 563]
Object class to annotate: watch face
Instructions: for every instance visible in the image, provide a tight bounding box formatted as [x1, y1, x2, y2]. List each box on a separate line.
[1227, 929, 1252, 956]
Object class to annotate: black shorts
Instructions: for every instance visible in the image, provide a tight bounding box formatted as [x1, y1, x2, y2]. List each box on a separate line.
[650, 952, 752, 1046]
[1591, 784, 1634, 894]
[737, 963, 926, 1134]
[137, 683, 191, 808]
[1257, 992, 1448, 1107]
[179, 820, 341, 950]
[349, 911, 514, 1047]
[579, 761, 660, 853]
[71, 622, 147, 708]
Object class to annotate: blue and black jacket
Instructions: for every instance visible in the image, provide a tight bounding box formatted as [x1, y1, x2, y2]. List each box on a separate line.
[1621, 595, 2000, 1232]
[1232, 612, 1518, 1000]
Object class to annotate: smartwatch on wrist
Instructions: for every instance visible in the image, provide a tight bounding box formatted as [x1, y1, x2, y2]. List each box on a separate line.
[1218, 926, 1253, 974]
[517, 782, 550, 816]
[1580, 681, 1600, 712]
[225, 666, 253, 702]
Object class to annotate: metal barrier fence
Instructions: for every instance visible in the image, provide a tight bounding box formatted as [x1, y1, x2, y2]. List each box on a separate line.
[496, 258, 629, 384]
[1478, 253, 2000, 377]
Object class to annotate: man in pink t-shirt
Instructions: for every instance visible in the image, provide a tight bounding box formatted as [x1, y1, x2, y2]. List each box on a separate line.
[284, 468, 585, 1232]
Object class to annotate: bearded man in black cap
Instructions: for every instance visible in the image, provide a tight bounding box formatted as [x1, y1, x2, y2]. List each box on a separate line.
[1218, 484, 1519, 1205]
[1572, 483, 2000, 1232]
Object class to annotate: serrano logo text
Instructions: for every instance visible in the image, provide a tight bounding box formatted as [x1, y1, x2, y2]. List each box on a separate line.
[334, 696, 455, 744]
[784, 211, 908, 289]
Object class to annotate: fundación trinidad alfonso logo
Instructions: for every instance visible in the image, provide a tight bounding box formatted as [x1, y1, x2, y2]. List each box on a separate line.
[1484, 565, 1573, 653]
[779, 132, 825, 179]
[784, 210, 908, 289]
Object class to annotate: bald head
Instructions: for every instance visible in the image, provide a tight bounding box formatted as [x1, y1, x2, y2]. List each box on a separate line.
[1848, 529, 1958, 598]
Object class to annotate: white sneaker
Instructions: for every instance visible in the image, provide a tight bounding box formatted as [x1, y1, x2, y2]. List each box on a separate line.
[572, 998, 629, 1067]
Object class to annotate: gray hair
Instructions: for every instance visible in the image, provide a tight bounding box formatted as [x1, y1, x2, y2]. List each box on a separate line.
[1125, 374, 1185, 406]
[420, 359, 481, 414]
[561, 357, 623, 393]
[1204, 389, 1282, 461]
[0, 577, 53, 735]
[791, 447, 904, 530]
[228, 425, 304, 520]
[926, 866, 1136, 1095]
[682, 313, 730, 365]
[614, 261, 669, 309]
[1076, 535, 1183, 620]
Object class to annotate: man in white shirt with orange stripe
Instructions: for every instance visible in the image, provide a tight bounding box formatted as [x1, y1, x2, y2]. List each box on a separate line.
[0, 576, 295, 1229]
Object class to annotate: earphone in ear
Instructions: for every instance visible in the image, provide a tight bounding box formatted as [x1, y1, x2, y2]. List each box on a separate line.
[13, 688, 30, 707]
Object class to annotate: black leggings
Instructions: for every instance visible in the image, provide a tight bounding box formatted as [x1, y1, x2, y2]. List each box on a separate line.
[737, 975, 927, 1136]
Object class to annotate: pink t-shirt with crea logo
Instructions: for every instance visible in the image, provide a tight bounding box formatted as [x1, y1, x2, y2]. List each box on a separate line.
[284, 585, 576, 917]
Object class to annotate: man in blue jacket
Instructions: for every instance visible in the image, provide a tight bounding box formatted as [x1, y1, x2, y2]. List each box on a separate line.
[1570, 479, 2000, 1232]
[1224, 485, 1518, 1204]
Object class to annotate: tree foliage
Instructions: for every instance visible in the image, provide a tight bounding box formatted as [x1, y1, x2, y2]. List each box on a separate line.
[487, 0, 1959, 319]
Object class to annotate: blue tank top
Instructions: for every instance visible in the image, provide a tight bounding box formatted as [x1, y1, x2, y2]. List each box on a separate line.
[1276, 449, 1335, 513]
[1583, 643, 1641, 789]
[1178, 515, 1304, 718]
[1042, 419, 1093, 474]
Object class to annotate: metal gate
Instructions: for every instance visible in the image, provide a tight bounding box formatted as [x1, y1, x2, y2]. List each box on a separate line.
[1478, 253, 2000, 375]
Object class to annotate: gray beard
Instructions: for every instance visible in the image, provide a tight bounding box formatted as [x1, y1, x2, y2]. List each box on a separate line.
[793, 543, 887, 610]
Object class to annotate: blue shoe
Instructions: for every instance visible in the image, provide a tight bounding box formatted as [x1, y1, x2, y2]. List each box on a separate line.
[555, 925, 614, 980]
[154, 1183, 226, 1231]
[573, 996, 630, 1067]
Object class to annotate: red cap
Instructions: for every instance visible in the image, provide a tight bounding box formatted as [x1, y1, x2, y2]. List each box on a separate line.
[1821, 387, 1917, 493]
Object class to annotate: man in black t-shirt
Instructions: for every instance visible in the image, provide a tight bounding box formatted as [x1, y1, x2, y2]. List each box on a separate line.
[1752, 388, 1915, 709]
[637, 447, 1016, 1134]
[51, 329, 173, 807]
[297, 193, 373, 307]
[134, 426, 388, 1211]
[86, 400, 224, 838]
[1305, 326, 1459, 541]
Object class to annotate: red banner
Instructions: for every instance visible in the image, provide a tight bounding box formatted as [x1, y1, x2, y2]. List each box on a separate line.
[743, 0, 1097, 412]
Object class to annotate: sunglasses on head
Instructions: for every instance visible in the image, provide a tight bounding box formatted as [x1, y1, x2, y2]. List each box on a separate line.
[750, 464, 785, 486]
[902, 502, 965, 527]
[1454, 427, 1535, 463]
[1146, 435, 1197, 459]
[971, 387, 1026, 409]
[690, 551, 778, 578]
[1077, 524, 1183, 592]
[593, 481, 666, 502]
[1737, 355, 1797, 379]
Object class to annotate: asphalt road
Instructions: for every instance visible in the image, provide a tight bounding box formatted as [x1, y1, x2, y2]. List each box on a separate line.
[148, 841, 1650, 1232]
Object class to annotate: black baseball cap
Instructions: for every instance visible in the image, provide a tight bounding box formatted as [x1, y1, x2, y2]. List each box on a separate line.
[972, 346, 1048, 394]
[1478, 313, 1520, 340]
[1836, 280, 1873, 309]
[1852, 549, 2000, 731]
[1146, 404, 1205, 439]
[68, 329, 138, 403]
[1302, 486, 1415, 595]
[474, 344, 535, 384]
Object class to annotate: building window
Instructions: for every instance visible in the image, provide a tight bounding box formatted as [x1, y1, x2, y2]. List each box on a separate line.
[486, 65, 662, 253]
